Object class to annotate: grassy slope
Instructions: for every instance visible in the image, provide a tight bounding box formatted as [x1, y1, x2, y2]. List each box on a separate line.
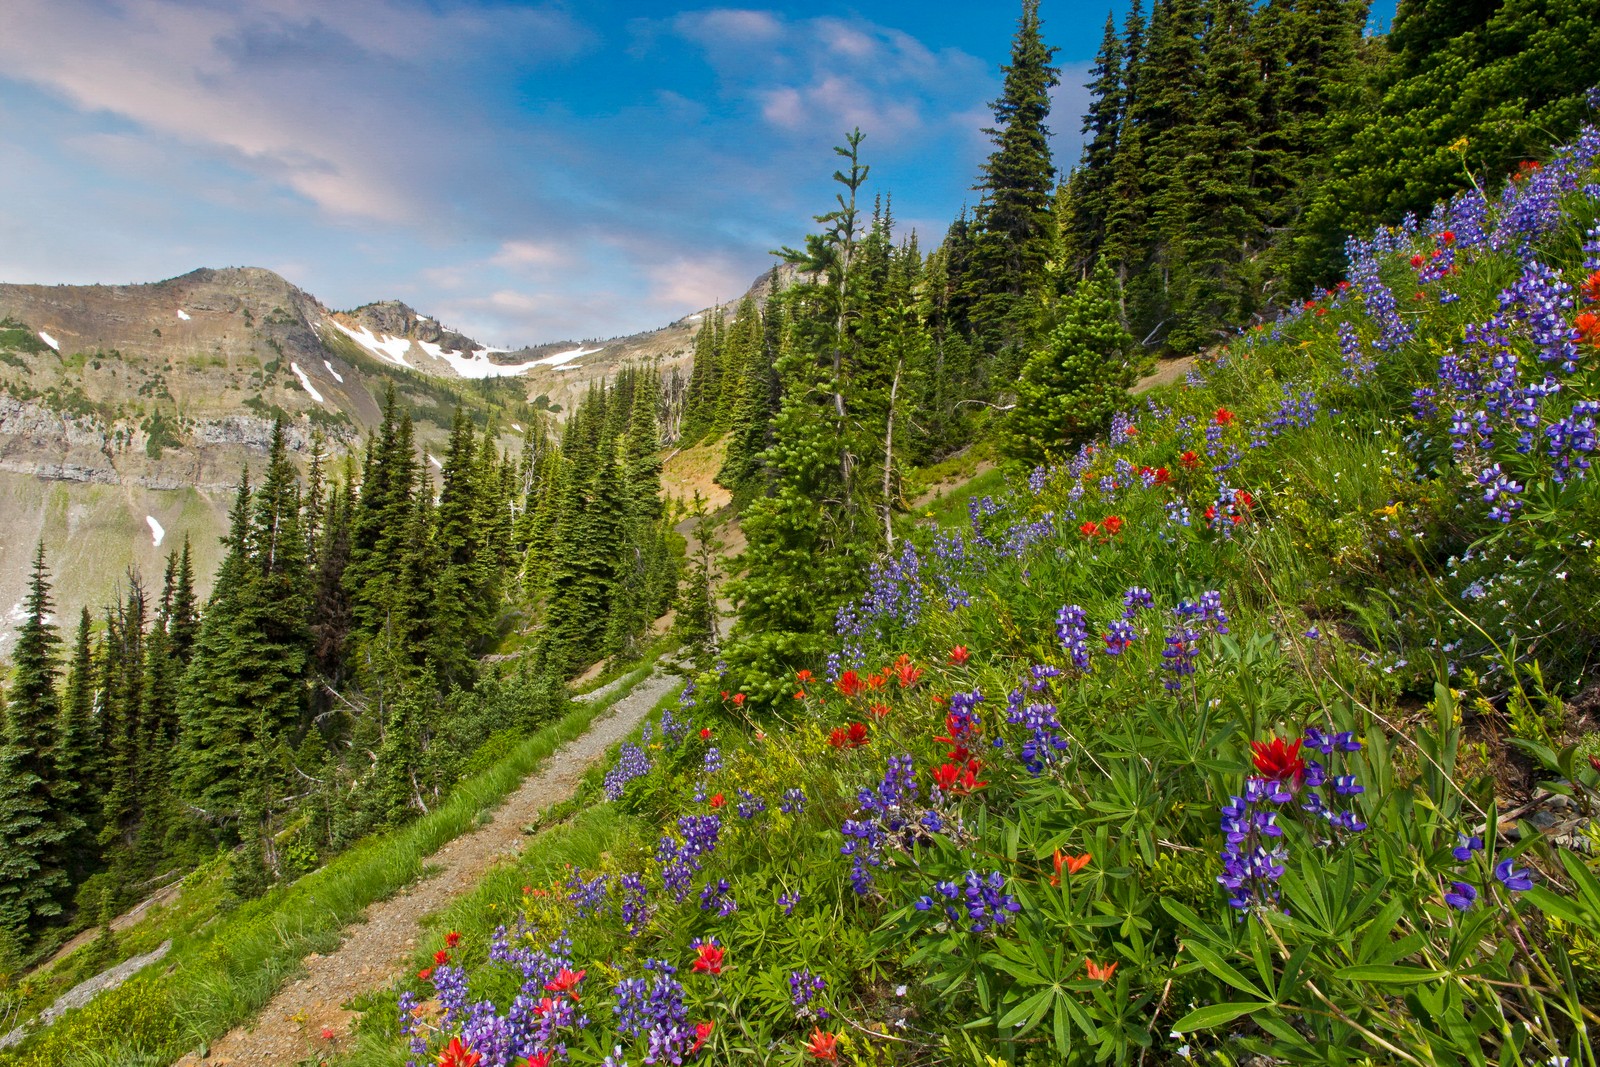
[3, 662, 661, 1067]
[322, 126, 1600, 1065]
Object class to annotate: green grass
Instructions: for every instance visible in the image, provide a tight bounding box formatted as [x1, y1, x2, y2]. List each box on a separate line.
[4, 664, 662, 1067]
[335, 680, 686, 1067]
[911, 463, 1008, 528]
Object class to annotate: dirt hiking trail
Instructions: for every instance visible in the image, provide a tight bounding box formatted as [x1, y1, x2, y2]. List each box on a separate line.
[177, 666, 681, 1067]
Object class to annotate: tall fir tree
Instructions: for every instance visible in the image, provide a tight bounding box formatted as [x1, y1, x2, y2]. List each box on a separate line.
[0, 546, 74, 935]
[1063, 12, 1127, 276]
[55, 608, 101, 881]
[968, 0, 1060, 372]
[1166, 0, 1262, 350]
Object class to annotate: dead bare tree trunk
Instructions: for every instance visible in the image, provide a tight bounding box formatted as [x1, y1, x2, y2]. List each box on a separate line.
[882, 357, 902, 549]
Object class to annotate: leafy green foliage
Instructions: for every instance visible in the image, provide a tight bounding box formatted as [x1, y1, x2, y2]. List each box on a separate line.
[1001, 266, 1136, 466]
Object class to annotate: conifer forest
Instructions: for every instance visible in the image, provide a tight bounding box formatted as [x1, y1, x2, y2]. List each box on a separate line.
[4, 0, 1600, 1064]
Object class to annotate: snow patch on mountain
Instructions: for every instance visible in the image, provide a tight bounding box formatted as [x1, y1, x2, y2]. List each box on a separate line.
[290, 362, 325, 403]
[531, 346, 602, 367]
[176, 309, 191, 321]
[146, 515, 165, 547]
[413, 338, 552, 380]
[323, 360, 344, 383]
[38, 331, 59, 351]
[329, 319, 413, 367]
[427, 453, 443, 469]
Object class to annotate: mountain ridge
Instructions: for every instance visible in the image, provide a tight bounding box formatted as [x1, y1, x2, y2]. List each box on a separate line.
[0, 261, 778, 655]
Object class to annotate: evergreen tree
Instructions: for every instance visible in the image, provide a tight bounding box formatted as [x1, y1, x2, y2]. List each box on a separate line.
[98, 578, 148, 886]
[0, 546, 74, 935]
[731, 132, 887, 697]
[1064, 12, 1127, 275]
[431, 409, 486, 682]
[1001, 264, 1137, 466]
[1166, 0, 1262, 350]
[968, 0, 1060, 369]
[674, 492, 721, 668]
[55, 608, 101, 880]
[1101, 0, 1149, 287]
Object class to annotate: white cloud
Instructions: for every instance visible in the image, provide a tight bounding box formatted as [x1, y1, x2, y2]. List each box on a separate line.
[667, 10, 987, 147]
[0, 0, 585, 224]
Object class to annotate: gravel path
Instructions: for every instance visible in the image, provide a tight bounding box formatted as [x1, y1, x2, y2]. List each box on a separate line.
[177, 667, 680, 1067]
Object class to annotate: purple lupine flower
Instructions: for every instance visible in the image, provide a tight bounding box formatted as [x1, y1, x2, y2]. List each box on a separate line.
[1493, 858, 1536, 893]
[566, 870, 611, 920]
[1445, 881, 1478, 910]
[1104, 618, 1137, 655]
[788, 969, 829, 1020]
[605, 743, 652, 801]
[621, 872, 651, 936]
[1452, 834, 1484, 862]
[959, 869, 1022, 932]
[1055, 604, 1091, 671]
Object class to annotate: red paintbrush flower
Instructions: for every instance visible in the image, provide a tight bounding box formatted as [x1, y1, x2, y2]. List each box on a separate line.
[1582, 270, 1600, 304]
[692, 941, 724, 975]
[710, 793, 726, 808]
[438, 1037, 482, 1067]
[1251, 737, 1306, 785]
[445, 931, 461, 948]
[1080, 520, 1099, 537]
[434, 949, 450, 965]
[1179, 450, 1200, 469]
[866, 670, 888, 691]
[1576, 311, 1600, 347]
[544, 967, 585, 999]
[732, 693, 745, 706]
[1234, 489, 1253, 510]
[894, 654, 923, 688]
[1440, 229, 1455, 245]
[948, 645, 970, 666]
[1214, 408, 1235, 425]
[1102, 515, 1123, 535]
[796, 669, 813, 684]
[1409, 254, 1424, 268]
[1051, 850, 1092, 886]
[868, 702, 890, 719]
[837, 670, 864, 698]
[805, 1030, 839, 1061]
[520, 1054, 552, 1067]
[847, 721, 869, 747]
[700, 727, 712, 739]
[692, 1021, 714, 1054]
[418, 967, 434, 981]
[1085, 959, 1118, 982]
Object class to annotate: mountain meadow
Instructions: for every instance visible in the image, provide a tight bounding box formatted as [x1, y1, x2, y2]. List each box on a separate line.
[3, 1, 1600, 1065]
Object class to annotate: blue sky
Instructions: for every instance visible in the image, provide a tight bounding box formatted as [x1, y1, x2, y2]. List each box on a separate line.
[0, 1, 1385, 347]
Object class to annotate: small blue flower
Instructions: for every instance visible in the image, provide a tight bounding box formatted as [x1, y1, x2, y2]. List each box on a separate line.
[1452, 834, 1484, 863]
[1444, 881, 1478, 910]
[1494, 858, 1536, 893]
